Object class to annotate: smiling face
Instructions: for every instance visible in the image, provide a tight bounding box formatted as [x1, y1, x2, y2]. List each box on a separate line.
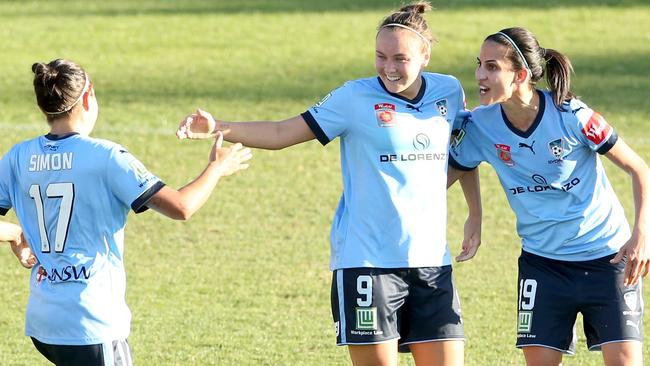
[375, 27, 430, 100]
[475, 40, 524, 106]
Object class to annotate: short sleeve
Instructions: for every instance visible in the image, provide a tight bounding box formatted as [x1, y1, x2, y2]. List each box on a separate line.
[449, 111, 481, 170]
[564, 99, 618, 154]
[106, 146, 165, 213]
[0, 152, 13, 215]
[301, 82, 354, 146]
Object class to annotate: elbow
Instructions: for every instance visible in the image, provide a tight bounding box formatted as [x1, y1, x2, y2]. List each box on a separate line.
[170, 203, 195, 221]
[175, 207, 195, 221]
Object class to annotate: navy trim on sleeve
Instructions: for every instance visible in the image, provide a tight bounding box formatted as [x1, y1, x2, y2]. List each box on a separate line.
[131, 180, 166, 214]
[301, 111, 330, 146]
[597, 131, 618, 155]
[448, 155, 476, 171]
[0, 207, 8, 216]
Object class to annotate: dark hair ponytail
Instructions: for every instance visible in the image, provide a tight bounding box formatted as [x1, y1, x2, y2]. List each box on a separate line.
[486, 27, 575, 108]
[378, 1, 435, 48]
[32, 59, 88, 121]
[543, 48, 574, 108]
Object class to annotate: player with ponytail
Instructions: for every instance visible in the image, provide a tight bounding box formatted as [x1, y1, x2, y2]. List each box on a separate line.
[449, 27, 648, 366]
[177, 2, 479, 365]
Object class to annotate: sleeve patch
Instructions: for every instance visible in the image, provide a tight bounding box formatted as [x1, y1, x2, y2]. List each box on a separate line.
[581, 112, 611, 145]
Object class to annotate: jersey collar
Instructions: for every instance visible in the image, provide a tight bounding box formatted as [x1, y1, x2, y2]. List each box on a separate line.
[44, 132, 80, 141]
[500, 89, 545, 138]
[377, 76, 426, 105]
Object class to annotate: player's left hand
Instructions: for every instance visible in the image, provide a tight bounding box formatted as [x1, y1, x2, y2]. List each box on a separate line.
[456, 214, 482, 262]
[10, 234, 37, 269]
[610, 229, 649, 286]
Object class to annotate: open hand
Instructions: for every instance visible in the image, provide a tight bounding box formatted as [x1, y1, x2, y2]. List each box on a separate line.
[210, 131, 252, 176]
[611, 230, 649, 286]
[176, 109, 219, 140]
[456, 214, 482, 262]
[10, 234, 37, 269]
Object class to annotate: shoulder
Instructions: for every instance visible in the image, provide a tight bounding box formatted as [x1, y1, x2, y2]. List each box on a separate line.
[469, 103, 499, 123]
[422, 72, 462, 89]
[2, 136, 41, 159]
[557, 97, 594, 124]
[343, 76, 382, 92]
[77, 136, 131, 160]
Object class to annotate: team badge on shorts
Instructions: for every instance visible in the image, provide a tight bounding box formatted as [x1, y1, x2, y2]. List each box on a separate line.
[517, 311, 533, 333]
[375, 103, 397, 127]
[495, 144, 515, 167]
[435, 99, 448, 117]
[548, 139, 567, 160]
[623, 290, 641, 315]
[356, 307, 378, 330]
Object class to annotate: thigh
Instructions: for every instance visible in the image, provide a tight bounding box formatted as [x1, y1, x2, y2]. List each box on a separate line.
[521, 346, 563, 366]
[348, 340, 399, 366]
[399, 266, 464, 350]
[601, 340, 643, 366]
[578, 256, 644, 350]
[331, 268, 408, 346]
[410, 339, 464, 366]
[516, 252, 578, 354]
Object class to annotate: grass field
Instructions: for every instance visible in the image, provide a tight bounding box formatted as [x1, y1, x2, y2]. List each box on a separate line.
[0, 1, 649, 365]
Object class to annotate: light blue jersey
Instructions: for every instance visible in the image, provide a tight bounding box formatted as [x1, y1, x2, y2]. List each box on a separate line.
[0, 133, 164, 345]
[302, 73, 465, 269]
[449, 90, 630, 261]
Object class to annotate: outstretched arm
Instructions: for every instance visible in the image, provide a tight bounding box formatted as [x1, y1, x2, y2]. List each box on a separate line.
[449, 167, 483, 262]
[606, 138, 650, 285]
[146, 132, 253, 220]
[177, 109, 316, 150]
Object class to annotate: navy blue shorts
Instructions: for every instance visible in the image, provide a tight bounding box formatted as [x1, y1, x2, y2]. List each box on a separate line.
[32, 337, 133, 366]
[516, 251, 643, 353]
[331, 266, 464, 352]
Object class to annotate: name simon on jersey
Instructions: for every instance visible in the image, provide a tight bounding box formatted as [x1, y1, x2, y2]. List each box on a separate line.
[508, 177, 581, 196]
[380, 152, 447, 162]
[29, 153, 73, 172]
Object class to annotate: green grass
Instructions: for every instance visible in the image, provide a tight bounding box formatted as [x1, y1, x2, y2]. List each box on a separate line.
[1, 1, 649, 365]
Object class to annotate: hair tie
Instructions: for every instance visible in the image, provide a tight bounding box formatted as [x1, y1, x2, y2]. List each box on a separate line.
[380, 23, 431, 50]
[497, 31, 531, 73]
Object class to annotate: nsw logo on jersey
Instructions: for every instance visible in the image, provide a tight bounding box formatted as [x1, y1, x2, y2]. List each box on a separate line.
[435, 99, 448, 117]
[374, 103, 397, 127]
[581, 112, 611, 145]
[495, 144, 514, 167]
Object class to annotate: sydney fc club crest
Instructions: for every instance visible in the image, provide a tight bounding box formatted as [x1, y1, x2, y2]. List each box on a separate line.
[375, 103, 396, 127]
[495, 144, 514, 167]
[435, 99, 448, 117]
[548, 139, 566, 160]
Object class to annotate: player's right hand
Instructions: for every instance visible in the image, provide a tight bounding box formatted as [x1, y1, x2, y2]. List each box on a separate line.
[10, 234, 37, 269]
[176, 108, 218, 140]
[210, 131, 252, 176]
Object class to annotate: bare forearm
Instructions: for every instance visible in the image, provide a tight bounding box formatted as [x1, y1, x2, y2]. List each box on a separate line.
[459, 168, 482, 217]
[148, 162, 224, 220]
[630, 162, 650, 235]
[219, 115, 315, 150]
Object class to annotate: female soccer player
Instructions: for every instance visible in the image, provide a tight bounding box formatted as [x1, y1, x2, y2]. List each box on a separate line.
[448, 27, 648, 366]
[0, 220, 36, 268]
[0, 59, 252, 366]
[177, 2, 481, 365]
